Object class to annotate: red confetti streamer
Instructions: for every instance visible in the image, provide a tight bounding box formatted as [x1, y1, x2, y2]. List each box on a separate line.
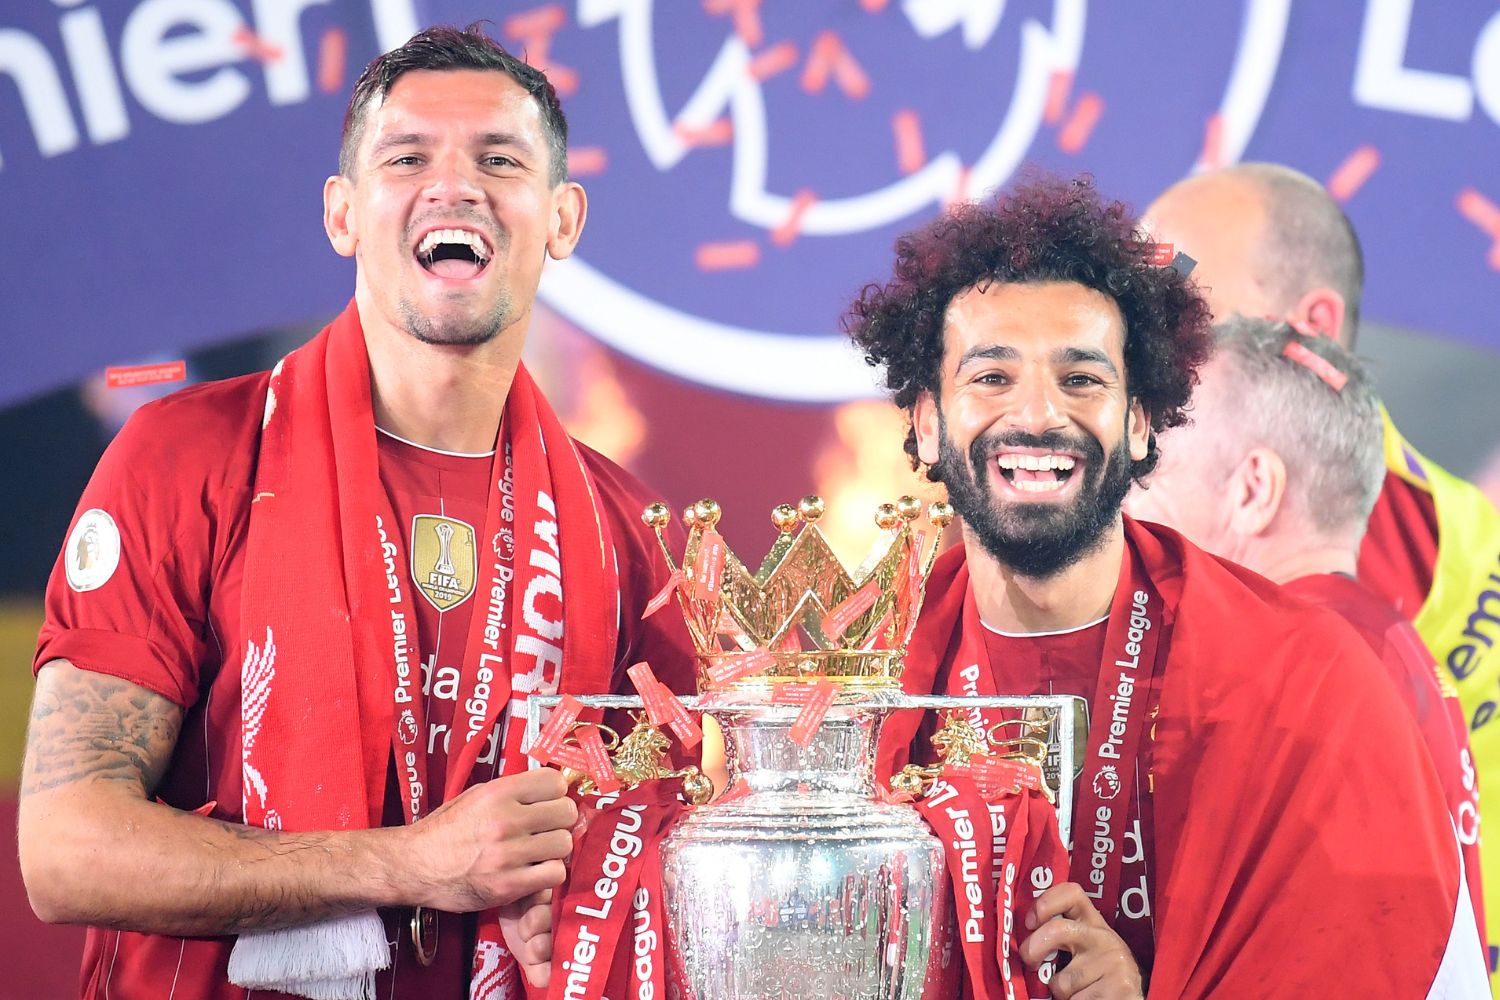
[944, 166, 973, 208]
[232, 27, 284, 63]
[316, 28, 347, 94]
[891, 110, 926, 174]
[528, 694, 584, 764]
[750, 41, 799, 81]
[502, 5, 576, 95]
[704, 0, 763, 48]
[544, 65, 579, 97]
[1199, 112, 1226, 170]
[706, 649, 775, 687]
[789, 681, 838, 747]
[574, 725, 621, 793]
[106, 361, 186, 389]
[674, 118, 734, 147]
[833, 47, 870, 99]
[1457, 188, 1500, 237]
[628, 662, 704, 749]
[641, 569, 684, 620]
[802, 32, 837, 92]
[944, 754, 1040, 795]
[1145, 243, 1174, 266]
[1327, 145, 1381, 203]
[802, 31, 868, 99]
[696, 241, 761, 271]
[1044, 69, 1074, 126]
[771, 189, 818, 247]
[1282, 341, 1348, 392]
[567, 147, 608, 176]
[769, 683, 816, 705]
[859, 606, 894, 650]
[1056, 92, 1103, 154]
[691, 529, 727, 601]
[547, 741, 590, 772]
[1454, 189, 1500, 272]
[504, 4, 566, 40]
[819, 579, 882, 641]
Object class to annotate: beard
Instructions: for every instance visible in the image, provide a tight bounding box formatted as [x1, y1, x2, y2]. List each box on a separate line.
[399, 290, 514, 346]
[932, 418, 1133, 580]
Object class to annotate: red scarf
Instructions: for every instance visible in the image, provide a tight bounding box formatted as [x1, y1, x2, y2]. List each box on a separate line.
[238, 301, 617, 990]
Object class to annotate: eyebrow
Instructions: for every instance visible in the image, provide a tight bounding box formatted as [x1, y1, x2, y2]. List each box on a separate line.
[368, 132, 427, 159]
[953, 343, 1118, 376]
[1054, 346, 1118, 376]
[955, 344, 1019, 369]
[477, 131, 533, 152]
[367, 131, 537, 160]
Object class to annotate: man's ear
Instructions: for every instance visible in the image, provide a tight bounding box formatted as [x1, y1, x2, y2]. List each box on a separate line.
[324, 175, 357, 258]
[1226, 447, 1285, 537]
[546, 182, 588, 260]
[913, 390, 941, 468]
[1290, 287, 1347, 346]
[1127, 398, 1151, 463]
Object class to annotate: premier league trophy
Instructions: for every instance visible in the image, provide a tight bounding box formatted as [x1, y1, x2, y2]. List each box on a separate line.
[646, 495, 951, 1000]
[531, 495, 1082, 1000]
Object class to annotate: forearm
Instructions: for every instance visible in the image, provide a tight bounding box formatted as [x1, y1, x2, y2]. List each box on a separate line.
[19, 659, 417, 935]
[19, 785, 411, 935]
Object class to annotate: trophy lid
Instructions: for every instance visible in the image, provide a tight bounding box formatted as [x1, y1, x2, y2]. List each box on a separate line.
[641, 495, 952, 693]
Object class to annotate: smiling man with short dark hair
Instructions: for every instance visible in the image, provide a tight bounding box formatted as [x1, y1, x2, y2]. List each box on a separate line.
[19, 25, 693, 1000]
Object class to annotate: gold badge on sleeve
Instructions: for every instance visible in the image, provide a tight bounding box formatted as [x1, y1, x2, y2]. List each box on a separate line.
[410, 515, 477, 612]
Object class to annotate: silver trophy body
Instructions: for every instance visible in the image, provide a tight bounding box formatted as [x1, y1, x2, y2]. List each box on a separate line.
[660, 691, 949, 1000]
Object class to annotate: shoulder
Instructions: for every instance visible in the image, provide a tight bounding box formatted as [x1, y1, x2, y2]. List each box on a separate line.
[1132, 520, 1376, 688]
[574, 441, 667, 542]
[102, 372, 269, 489]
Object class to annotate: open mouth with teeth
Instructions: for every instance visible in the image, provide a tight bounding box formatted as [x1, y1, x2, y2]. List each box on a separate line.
[996, 453, 1079, 495]
[415, 228, 492, 280]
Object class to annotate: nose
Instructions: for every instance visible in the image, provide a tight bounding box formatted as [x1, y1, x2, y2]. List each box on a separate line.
[1006, 375, 1067, 435]
[421, 149, 483, 206]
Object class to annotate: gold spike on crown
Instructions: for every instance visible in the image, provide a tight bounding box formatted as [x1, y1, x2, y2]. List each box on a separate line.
[641, 495, 953, 691]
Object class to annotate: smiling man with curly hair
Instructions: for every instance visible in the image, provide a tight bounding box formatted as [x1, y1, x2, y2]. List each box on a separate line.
[861, 176, 1487, 999]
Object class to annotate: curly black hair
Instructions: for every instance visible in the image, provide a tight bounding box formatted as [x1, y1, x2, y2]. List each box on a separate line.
[843, 174, 1212, 482]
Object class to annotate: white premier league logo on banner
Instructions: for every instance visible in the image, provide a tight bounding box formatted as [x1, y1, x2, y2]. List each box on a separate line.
[1091, 762, 1121, 801]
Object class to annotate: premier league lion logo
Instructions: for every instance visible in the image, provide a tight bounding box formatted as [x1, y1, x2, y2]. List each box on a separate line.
[1092, 762, 1121, 801]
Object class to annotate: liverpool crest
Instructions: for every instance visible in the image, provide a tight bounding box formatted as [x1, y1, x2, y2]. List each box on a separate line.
[410, 514, 477, 612]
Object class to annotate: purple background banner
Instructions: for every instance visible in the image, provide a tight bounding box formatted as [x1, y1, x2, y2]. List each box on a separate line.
[2, 0, 1497, 405]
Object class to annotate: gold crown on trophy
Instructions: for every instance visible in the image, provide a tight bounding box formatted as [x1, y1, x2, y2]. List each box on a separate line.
[641, 495, 953, 690]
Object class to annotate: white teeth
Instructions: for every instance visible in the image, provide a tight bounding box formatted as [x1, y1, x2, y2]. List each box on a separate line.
[416, 227, 491, 261]
[1013, 478, 1065, 493]
[996, 453, 1076, 471]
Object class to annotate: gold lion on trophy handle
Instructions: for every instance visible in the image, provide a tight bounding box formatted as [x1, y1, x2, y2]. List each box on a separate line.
[562, 713, 714, 805]
[890, 710, 1054, 801]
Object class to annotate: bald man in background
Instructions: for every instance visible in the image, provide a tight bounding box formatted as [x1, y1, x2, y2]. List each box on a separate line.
[1147, 163, 1500, 976]
[1126, 317, 1485, 960]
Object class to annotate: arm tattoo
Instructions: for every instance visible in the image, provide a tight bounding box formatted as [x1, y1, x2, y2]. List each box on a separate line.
[22, 662, 183, 798]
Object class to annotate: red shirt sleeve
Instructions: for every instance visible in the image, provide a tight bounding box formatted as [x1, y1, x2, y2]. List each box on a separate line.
[1358, 471, 1440, 619]
[33, 378, 262, 708]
